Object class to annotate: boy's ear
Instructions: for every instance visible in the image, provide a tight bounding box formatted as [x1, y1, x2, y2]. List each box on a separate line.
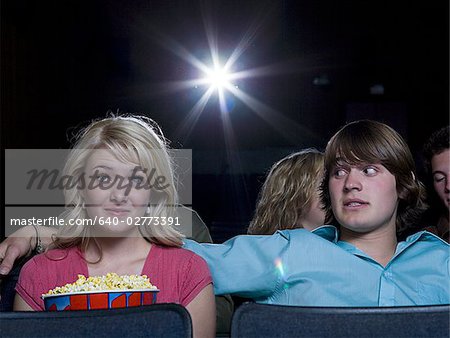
[398, 171, 416, 201]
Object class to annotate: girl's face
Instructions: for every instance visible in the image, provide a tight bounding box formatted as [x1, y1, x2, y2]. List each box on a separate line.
[431, 149, 450, 211]
[328, 161, 399, 234]
[82, 149, 151, 236]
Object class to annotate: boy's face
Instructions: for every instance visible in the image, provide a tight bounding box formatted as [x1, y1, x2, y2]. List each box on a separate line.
[431, 149, 450, 211]
[328, 161, 399, 234]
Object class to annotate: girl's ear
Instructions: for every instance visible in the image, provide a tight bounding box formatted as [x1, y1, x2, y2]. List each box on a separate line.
[79, 184, 86, 200]
[78, 180, 88, 205]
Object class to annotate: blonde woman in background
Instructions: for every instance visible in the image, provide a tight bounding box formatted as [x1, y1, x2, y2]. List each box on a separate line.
[248, 148, 326, 235]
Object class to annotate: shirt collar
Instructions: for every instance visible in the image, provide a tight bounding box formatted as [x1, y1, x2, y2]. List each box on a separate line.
[335, 230, 447, 261]
[397, 230, 448, 252]
[336, 240, 370, 258]
[311, 225, 339, 242]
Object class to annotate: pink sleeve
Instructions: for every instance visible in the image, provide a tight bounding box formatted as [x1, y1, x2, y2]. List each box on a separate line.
[180, 253, 213, 307]
[15, 258, 45, 311]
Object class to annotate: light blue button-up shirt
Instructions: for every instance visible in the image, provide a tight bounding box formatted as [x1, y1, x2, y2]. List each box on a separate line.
[183, 226, 450, 306]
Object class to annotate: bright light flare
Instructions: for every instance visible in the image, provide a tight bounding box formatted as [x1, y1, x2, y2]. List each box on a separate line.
[153, 1, 322, 146]
[198, 62, 238, 114]
[205, 66, 232, 90]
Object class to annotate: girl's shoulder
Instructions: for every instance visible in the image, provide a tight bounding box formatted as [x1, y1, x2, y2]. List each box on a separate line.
[29, 246, 81, 265]
[150, 244, 208, 269]
[153, 244, 202, 259]
[19, 246, 85, 284]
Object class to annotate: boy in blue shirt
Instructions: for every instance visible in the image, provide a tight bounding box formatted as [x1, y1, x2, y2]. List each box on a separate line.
[183, 120, 449, 306]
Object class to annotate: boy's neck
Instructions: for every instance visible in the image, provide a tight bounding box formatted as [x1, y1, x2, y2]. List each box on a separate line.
[340, 227, 398, 267]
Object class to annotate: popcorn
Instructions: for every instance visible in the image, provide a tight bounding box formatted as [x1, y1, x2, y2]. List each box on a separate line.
[43, 273, 157, 296]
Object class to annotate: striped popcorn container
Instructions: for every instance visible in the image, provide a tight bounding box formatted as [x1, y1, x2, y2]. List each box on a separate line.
[42, 289, 159, 311]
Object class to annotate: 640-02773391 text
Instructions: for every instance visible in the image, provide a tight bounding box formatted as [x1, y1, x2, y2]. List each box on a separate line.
[9, 216, 180, 227]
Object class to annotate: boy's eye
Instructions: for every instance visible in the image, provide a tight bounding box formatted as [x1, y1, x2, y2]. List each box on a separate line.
[333, 168, 346, 177]
[363, 167, 377, 176]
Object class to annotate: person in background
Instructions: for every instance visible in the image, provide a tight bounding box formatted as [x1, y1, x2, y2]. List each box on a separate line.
[248, 148, 326, 235]
[182, 120, 449, 306]
[11, 115, 215, 338]
[421, 125, 449, 242]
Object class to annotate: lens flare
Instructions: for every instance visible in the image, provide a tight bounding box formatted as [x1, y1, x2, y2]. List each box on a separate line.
[146, 1, 323, 153]
[275, 257, 285, 278]
[204, 65, 232, 90]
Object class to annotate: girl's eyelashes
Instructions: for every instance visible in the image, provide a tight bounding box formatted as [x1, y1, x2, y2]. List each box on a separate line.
[94, 172, 111, 183]
[129, 175, 145, 185]
[91, 170, 147, 187]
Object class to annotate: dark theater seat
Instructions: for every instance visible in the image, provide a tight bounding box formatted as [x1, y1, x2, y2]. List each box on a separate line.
[0, 303, 192, 338]
[231, 302, 450, 338]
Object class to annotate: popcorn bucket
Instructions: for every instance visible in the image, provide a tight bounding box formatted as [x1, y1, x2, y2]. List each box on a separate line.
[42, 289, 159, 311]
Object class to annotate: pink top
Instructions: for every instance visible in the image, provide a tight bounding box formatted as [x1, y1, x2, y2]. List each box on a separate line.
[16, 245, 212, 311]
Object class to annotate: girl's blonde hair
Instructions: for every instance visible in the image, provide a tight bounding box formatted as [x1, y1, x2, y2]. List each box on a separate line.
[248, 148, 325, 235]
[52, 114, 183, 254]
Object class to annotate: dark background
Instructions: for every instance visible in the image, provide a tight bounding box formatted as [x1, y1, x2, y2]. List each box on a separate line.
[2, 0, 449, 242]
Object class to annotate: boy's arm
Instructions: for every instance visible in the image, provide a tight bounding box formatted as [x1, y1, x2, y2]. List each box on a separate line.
[183, 234, 289, 298]
[0, 225, 56, 275]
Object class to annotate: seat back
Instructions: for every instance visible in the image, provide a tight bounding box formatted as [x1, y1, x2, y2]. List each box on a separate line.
[0, 303, 192, 338]
[231, 302, 450, 338]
